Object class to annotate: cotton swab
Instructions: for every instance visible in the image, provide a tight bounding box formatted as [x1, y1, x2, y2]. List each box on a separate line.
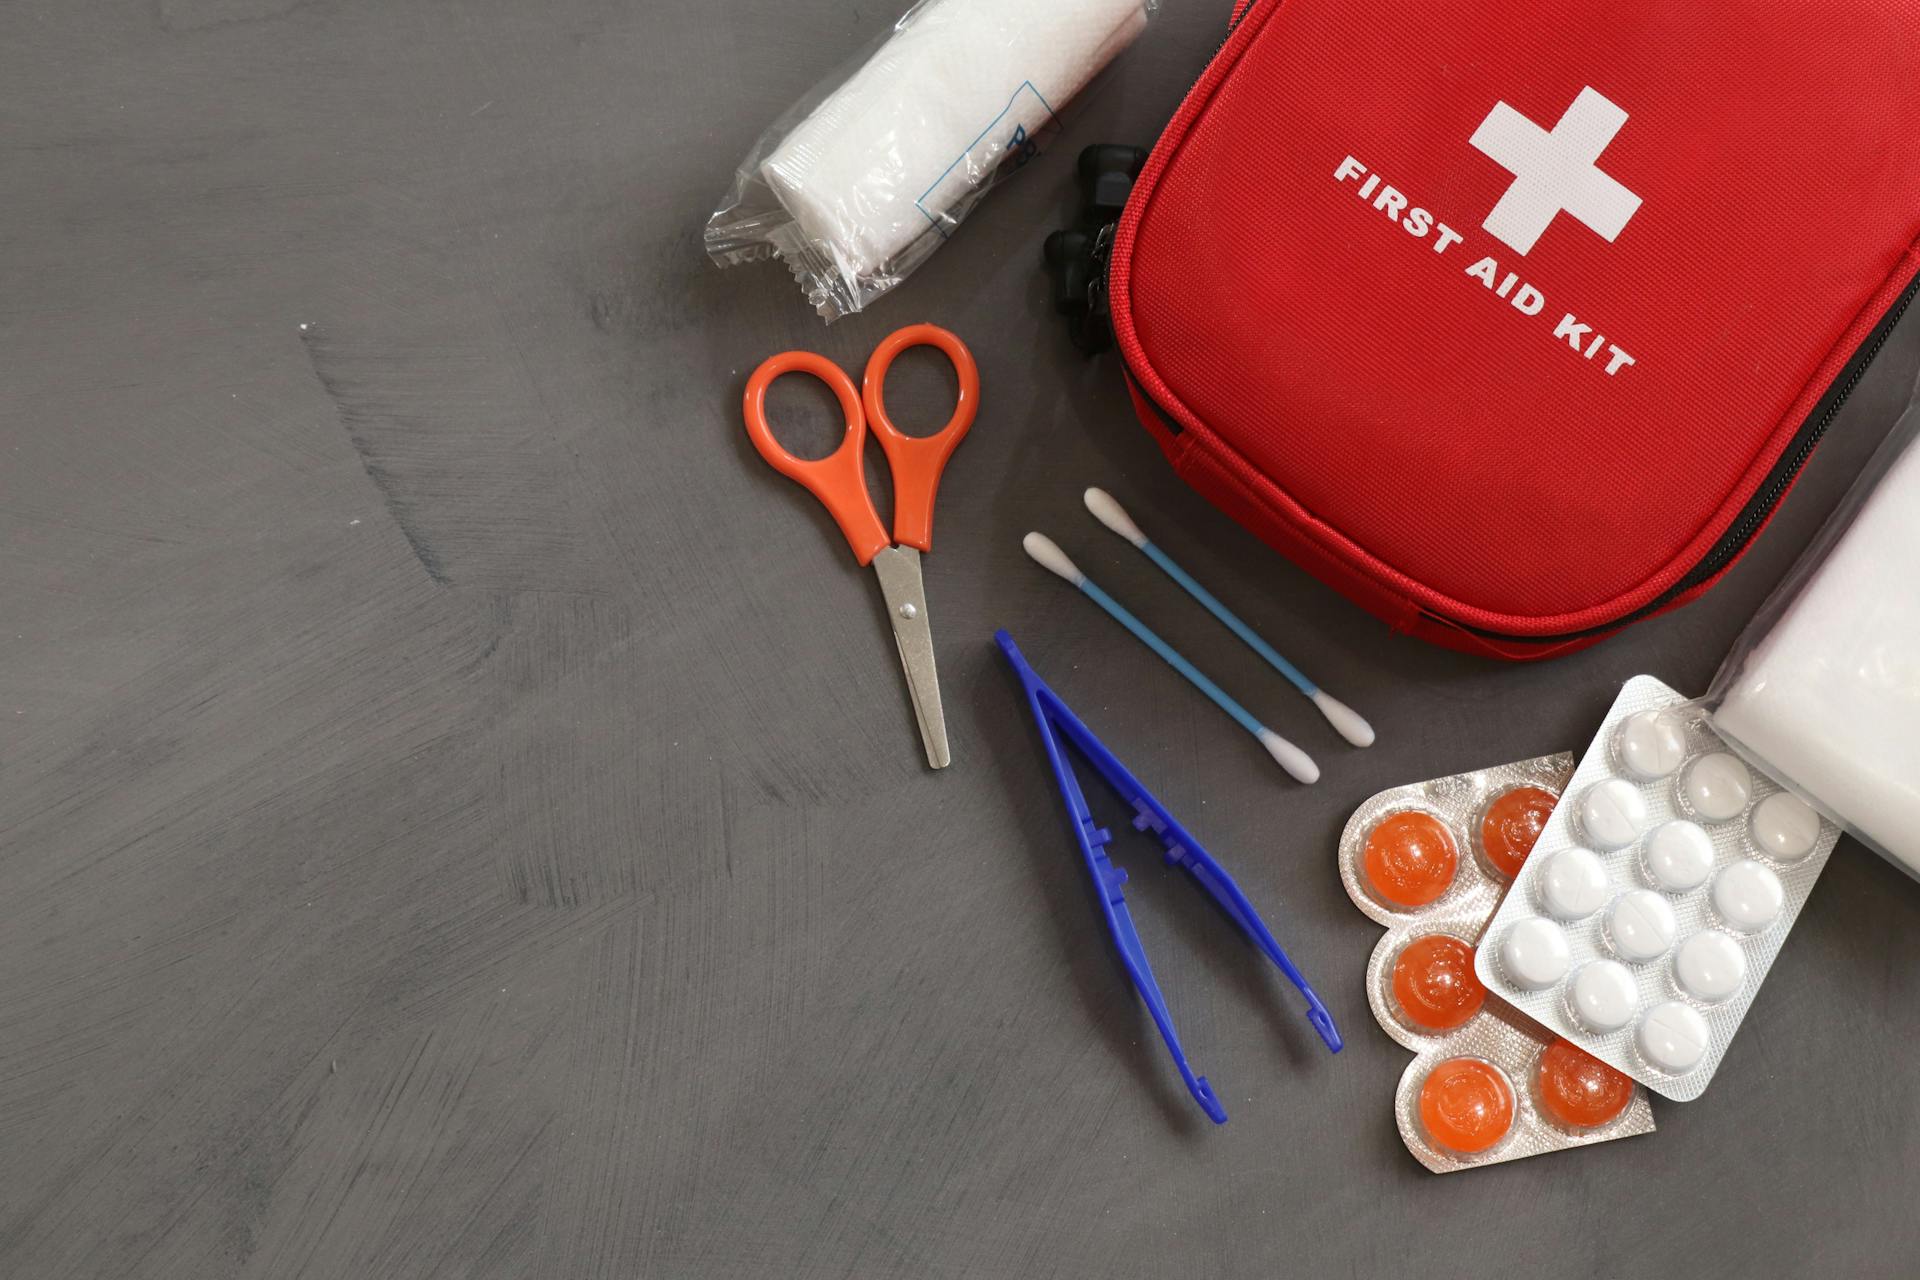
[1083, 488, 1376, 748]
[1022, 532, 1319, 784]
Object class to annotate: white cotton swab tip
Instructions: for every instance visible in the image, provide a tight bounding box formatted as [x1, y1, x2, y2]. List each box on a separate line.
[1022, 532, 1085, 585]
[1083, 488, 1147, 548]
[1258, 729, 1320, 785]
[1311, 690, 1375, 748]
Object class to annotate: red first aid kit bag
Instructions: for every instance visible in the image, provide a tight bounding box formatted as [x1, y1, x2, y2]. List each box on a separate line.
[1109, 0, 1920, 658]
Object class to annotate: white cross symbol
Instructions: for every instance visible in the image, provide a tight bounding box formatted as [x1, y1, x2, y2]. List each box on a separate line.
[1469, 86, 1642, 255]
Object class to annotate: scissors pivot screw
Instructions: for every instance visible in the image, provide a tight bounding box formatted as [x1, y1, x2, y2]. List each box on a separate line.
[898, 602, 918, 620]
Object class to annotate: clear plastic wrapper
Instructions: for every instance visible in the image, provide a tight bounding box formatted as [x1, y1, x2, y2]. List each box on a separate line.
[1339, 754, 1656, 1173]
[705, 0, 1157, 321]
[1706, 366, 1920, 880]
[1476, 677, 1840, 1102]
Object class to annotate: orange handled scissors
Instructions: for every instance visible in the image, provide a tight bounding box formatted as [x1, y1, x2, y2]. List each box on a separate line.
[743, 323, 979, 769]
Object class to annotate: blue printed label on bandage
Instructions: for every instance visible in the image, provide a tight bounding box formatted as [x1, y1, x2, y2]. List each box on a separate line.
[916, 81, 1061, 239]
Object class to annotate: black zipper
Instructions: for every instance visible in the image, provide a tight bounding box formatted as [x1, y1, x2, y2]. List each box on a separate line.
[1431, 268, 1920, 645]
[1081, 0, 1262, 341]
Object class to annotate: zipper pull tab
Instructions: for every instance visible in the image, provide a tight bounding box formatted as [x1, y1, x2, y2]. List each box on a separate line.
[1041, 145, 1147, 356]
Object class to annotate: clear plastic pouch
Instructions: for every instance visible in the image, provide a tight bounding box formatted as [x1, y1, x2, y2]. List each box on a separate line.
[1705, 365, 1920, 880]
[704, 0, 1157, 321]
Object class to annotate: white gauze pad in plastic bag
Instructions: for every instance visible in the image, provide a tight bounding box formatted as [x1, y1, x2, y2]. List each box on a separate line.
[1712, 428, 1920, 876]
[761, 0, 1151, 284]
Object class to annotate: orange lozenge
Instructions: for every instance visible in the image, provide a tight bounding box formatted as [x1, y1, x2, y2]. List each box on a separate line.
[1480, 785, 1559, 879]
[1418, 1057, 1515, 1154]
[1391, 934, 1487, 1032]
[1363, 810, 1459, 908]
[1536, 1038, 1635, 1129]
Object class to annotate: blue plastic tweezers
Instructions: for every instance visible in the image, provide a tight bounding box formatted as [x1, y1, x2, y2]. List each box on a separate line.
[997, 629, 1340, 1124]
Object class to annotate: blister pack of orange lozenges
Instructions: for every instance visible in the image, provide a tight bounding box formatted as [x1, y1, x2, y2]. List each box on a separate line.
[1338, 753, 1655, 1172]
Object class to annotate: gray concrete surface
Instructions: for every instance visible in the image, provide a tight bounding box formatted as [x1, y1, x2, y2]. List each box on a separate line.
[4, 2, 1919, 1277]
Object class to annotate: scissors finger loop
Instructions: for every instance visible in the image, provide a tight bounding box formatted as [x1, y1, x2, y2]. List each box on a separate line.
[742, 351, 891, 565]
[862, 324, 979, 552]
[862, 324, 980, 446]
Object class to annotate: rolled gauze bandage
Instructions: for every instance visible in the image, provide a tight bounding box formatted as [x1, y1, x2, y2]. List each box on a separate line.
[762, 0, 1151, 286]
[1710, 410, 1920, 876]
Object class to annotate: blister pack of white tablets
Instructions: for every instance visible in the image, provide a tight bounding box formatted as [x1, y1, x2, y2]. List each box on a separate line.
[1474, 676, 1841, 1102]
[1340, 754, 1654, 1172]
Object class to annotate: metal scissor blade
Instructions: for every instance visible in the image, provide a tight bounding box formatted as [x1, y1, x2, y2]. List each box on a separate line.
[870, 546, 950, 769]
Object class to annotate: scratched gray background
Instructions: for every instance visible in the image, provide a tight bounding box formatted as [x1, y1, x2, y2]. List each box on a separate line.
[4, 1, 1919, 1277]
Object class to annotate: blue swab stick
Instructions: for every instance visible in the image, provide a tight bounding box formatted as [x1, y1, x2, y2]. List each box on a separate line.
[1022, 532, 1319, 784]
[1083, 489, 1375, 748]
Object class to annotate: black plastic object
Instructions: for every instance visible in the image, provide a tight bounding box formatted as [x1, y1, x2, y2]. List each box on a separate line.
[1043, 144, 1148, 355]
